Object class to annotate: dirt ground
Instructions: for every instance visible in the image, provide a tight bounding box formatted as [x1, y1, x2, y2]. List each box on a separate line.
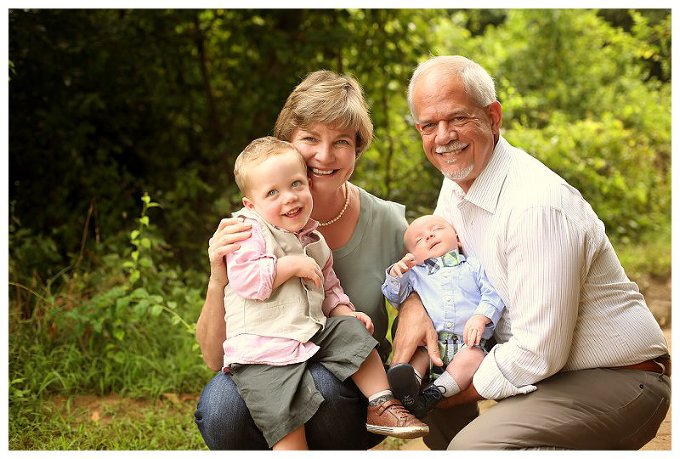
[378, 278, 673, 451]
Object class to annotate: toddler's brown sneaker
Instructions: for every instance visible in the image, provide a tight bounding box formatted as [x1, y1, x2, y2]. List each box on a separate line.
[366, 398, 429, 439]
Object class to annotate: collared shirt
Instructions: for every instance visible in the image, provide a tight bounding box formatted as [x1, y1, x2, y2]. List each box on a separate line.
[434, 136, 668, 399]
[382, 252, 504, 339]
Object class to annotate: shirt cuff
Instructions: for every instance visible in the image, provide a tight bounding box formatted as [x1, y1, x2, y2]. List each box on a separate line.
[472, 346, 537, 399]
[474, 302, 503, 325]
[324, 293, 355, 316]
[384, 266, 406, 288]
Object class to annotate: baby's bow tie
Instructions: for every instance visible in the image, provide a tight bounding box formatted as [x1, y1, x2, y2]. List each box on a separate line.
[424, 251, 461, 274]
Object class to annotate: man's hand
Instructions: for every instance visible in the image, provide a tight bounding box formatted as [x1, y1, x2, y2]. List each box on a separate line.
[391, 293, 443, 367]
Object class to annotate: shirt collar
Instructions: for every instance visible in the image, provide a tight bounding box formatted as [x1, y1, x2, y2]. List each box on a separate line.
[450, 136, 512, 214]
[269, 216, 318, 238]
[294, 218, 319, 238]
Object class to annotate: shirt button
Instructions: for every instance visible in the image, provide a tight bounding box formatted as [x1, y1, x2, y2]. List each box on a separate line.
[446, 322, 453, 329]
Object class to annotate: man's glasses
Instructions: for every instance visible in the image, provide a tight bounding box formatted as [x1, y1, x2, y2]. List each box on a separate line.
[416, 114, 480, 136]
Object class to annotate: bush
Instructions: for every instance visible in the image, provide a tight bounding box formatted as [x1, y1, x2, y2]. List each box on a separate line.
[505, 113, 669, 244]
[9, 195, 212, 400]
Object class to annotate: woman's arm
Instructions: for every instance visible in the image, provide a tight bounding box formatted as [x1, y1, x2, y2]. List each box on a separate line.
[196, 217, 252, 371]
[196, 279, 230, 371]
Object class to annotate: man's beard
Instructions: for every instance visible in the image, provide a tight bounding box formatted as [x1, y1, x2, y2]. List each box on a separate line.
[443, 163, 474, 181]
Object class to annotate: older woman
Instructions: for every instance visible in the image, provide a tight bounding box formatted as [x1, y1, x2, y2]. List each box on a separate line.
[194, 70, 405, 449]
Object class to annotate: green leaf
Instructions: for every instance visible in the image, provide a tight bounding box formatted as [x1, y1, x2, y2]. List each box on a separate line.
[131, 287, 149, 298]
[116, 297, 131, 308]
[111, 351, 126, 364]
[138, 258, 153, 268]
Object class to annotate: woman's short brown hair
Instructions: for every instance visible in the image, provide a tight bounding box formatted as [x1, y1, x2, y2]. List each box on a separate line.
[274, 70, 373, 157]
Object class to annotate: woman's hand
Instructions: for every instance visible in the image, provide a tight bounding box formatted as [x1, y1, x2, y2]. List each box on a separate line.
[207, 217, 252, 287]
[330, 306, 375, 335]
[353, 311, 375, 334]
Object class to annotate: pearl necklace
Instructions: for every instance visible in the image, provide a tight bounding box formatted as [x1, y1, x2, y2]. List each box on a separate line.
[318, 183, 351, 227]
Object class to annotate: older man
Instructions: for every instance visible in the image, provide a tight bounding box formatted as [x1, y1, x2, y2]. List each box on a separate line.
[391, 55, 670, 450]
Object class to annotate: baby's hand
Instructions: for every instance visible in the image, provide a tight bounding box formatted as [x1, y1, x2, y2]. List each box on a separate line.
[389, 253, 417, 277]
[463, 314, 491, 346]
[353, 311, 374, 334]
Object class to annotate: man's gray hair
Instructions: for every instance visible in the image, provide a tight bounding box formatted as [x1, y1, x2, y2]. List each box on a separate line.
[407, 56, 497, 121]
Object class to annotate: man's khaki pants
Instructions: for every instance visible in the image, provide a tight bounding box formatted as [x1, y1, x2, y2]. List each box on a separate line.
[425, 367, 671, 450]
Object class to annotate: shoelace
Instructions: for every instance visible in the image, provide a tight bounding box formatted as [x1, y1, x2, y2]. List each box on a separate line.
[382, 400, 413, 420]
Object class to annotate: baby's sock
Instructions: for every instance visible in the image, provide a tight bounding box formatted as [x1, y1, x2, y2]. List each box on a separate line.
[431, 370, 460, 397]
[368, 389, 393, 406]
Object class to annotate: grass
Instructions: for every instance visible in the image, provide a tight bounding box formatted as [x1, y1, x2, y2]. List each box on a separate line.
[9, 394, 207, 450]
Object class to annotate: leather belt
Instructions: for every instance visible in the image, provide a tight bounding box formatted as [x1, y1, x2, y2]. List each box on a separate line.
[614, 354, 671, 377]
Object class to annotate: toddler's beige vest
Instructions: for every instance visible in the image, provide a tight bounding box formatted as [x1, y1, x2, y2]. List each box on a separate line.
[224, 207, 330, 343]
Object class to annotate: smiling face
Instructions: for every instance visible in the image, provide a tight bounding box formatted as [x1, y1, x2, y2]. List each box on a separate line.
[242, 149, 313, 233]
[404, 215, 460, 264]
[412, 71, 501, 192]
[289, 123, 357, 197]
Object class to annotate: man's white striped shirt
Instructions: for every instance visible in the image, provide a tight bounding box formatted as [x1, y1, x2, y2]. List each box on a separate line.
[434, 137, 668, 400]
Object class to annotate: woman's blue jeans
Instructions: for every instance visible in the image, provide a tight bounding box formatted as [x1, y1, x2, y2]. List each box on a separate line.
[194, 362, 384, 450]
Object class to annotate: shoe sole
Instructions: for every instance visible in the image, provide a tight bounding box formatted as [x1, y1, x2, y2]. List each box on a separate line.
[366, 423, 430, 439]
[387, 364, 421, 400]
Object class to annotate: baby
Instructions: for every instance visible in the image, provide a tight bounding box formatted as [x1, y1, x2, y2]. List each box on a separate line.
[382, 214, 505, 419]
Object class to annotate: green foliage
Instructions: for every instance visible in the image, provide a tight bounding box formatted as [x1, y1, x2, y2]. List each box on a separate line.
[506, 113, 669, 242]
[616, 223, 672, 284]
[9, 9, 670, 263]
[9, 195, 212, 401]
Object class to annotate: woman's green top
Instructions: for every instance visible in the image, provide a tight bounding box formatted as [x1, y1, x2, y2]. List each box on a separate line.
[331, 186, 407, 362]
